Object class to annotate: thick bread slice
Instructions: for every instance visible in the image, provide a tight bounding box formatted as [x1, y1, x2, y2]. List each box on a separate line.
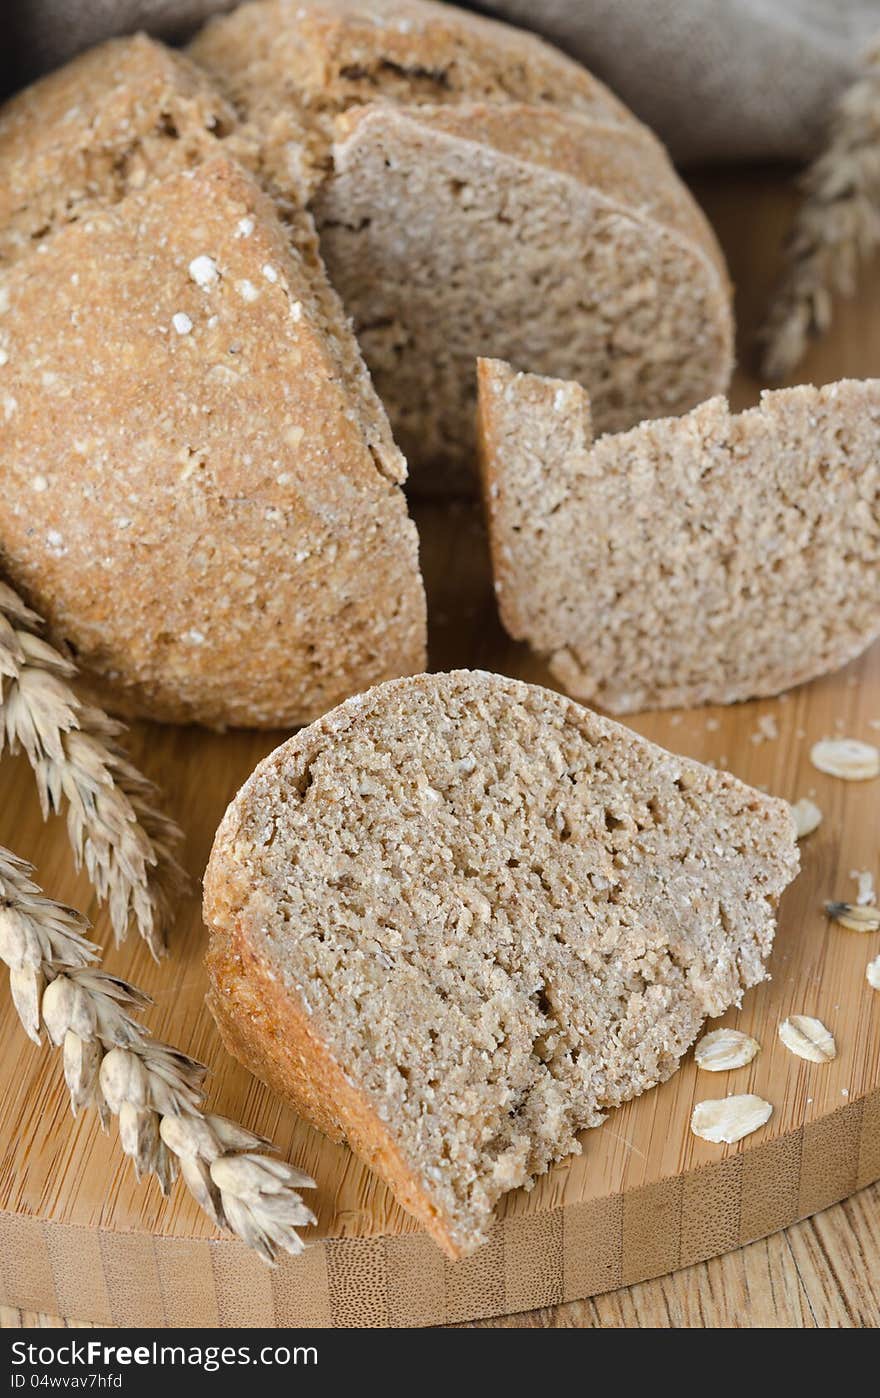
[0, 34, 236, 266]
[203, 670, 798, 1257]
[318, 102, 732, 490]
[189, 0, 732, 492]
[478, 360, 880, 713]
[0, 157, 426, 727]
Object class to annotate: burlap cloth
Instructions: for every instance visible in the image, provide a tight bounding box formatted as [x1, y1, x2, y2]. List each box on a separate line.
[4, 1, 880, 162]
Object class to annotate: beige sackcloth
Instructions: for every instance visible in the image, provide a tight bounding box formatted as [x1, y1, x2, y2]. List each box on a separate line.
[5, 0, 879, 163]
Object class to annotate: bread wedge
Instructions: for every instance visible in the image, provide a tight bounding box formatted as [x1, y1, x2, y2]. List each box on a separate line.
[478, 359, 880, 712]
[203, 670, 798, 1257]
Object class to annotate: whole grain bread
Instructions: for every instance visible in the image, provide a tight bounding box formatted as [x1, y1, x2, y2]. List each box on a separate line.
[0, 34, 237, 267]
[477, 359, 880, 713]
[203, 669, 799, 1257]
[189, 0, 733, 492]
[0, 156, 426, 727]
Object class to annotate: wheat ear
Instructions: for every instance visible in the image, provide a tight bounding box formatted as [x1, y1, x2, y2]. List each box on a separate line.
[0, 846, 316, 1263]
[758, 41, 880, 379]
[0, 580, 187, 957]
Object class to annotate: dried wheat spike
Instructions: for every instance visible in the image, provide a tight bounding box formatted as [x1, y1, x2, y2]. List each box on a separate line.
[759, 41, 880, 379]
[0, 579, 187, 955]
[0, 847, 315, 1263]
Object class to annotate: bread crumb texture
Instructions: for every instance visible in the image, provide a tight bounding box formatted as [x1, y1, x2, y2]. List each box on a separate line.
[203, 671, 799, 1256]
[478, 359, 880, 713]
[0, 156, 425, 726]
[188, 0, 733, 490]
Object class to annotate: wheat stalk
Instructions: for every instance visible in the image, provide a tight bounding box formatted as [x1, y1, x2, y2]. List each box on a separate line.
[0, 846, 316, 1263]
[758, 41, 880, 379]
[0, 580, 187, 957]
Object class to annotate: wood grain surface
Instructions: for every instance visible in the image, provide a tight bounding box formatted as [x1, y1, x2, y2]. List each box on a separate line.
[0, 168, 879, 1327]
[5, 1176, 879, 1327]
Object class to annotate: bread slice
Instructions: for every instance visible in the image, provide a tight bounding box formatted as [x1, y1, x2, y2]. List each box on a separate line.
[203, 670, 799, 1257]
[190, 0, 733, 492]
[478, 360, 880, 713]
[316, 101, 731, 493]
[0, 34, 236, 267]
[0, 157, 426, 727]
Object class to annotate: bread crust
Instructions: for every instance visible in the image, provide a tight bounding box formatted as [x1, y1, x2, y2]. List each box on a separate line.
[190, 0, 634, 128]
[0, 156, 426, 727]
[0, 34, 236, 265]
[205, 900, 463, 1256]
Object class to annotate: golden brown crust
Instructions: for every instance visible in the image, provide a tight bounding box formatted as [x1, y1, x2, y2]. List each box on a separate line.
[0, 34, 236, 265]
[205, 910, 462, 1256]
[190, 0, 633, 125]
[0, 155, 426, 727]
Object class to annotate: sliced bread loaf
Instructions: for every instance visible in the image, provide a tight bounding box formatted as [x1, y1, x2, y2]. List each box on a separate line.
[0, 157, 426, 726]
[478, 360, 880, 713]
[190, 0, 733, 492]
[203, 670, 799, 1257]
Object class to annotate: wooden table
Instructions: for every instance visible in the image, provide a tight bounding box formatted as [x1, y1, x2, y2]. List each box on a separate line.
[2, 168, 879, 1329]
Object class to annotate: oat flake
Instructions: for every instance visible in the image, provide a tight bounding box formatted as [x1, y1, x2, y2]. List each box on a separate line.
[778, 1015, 836, 1063]
[825, 901, 880, 932]
[694, 1027, 760, 1072]
[791, 797, 822, 838]
[810, 738, 880, 780]
[691, 1094, 772, 1144]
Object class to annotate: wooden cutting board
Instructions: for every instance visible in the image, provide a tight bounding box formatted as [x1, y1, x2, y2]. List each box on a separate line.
[0, 171, 879, 1329]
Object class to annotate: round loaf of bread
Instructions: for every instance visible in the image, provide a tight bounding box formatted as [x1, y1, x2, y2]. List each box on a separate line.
[0, 156, 426, 727]
[203, 670, 798, 1256]
[0, 4, 730, 722]
[189, 0, 734, 493]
